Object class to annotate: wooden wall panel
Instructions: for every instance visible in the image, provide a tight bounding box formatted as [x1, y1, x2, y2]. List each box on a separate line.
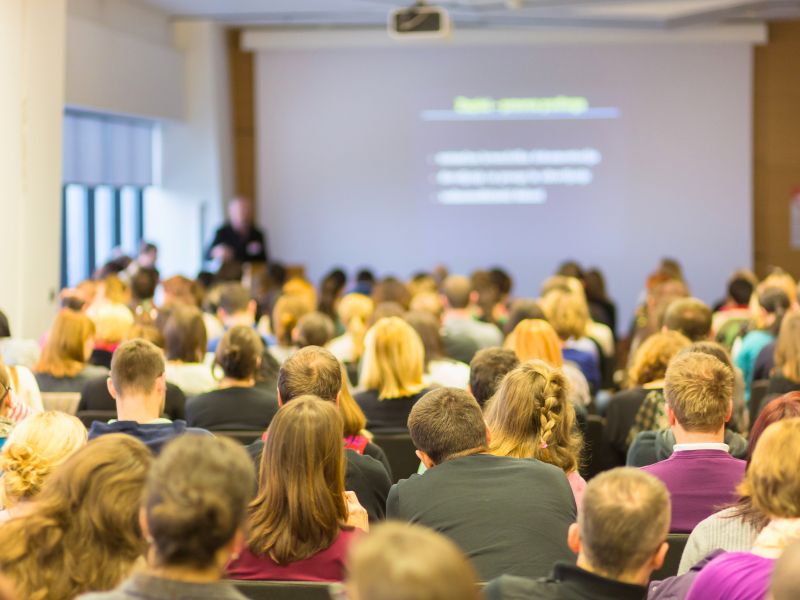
[227, 29, 256, 204]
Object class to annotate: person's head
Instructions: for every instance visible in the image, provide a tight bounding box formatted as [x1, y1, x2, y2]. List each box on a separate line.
[130, 268, 158, 303]
[646, 276, 689, 327]
[0, 411, 87, 508]
[337, 293, 374, 360]
[403, 311, 446, 366]
[34, 309, 95, 377]
[728, 273, 755, 306]
[407, 388, 488, 468]
[248, 396, 346, 564]
[359, 317, 425, 399]
[504, 319, 564, 367]
[371, 277, 411, 310]
[216, 283, 255, 325]
[162, 304, 207, 363]
[367, 301, 405, 327]
[573, 468, 670, 583]
[503, 298, 545, 336]
[627, 330, 691, 387]
[215, 326, 263, 382]
[101, 274, 131, 305]
[143, 435, 255, 573]
[441, 275, 473, 310]
[775, 313, 800, 383]
[740, 419, 800, 520]
[662, 297, 712, 341]
[664, 352, 733, 434]
[540, 288, 590, 341]
[468, 347, 520, 407]
[137, 242, 158, 268]
[770, 539, 800, 600]
[748, 392, 800, 465]
[108, 339, 167, 416]
[583, 268, 608, 302]
[755, 287, 791, 335]
[0, 434, 152, 599]
[409, 291, 444, 321]
[271, 293, 313, 347]
[228, 196, 254, 232]
[484, 360, 582, 473]
[161, 275, 201, 307]
[294, 311, 336, 348]
[345, 522, 482, 600]
[760, 272, 797, 309]
[278, 345, 342, 404]
[489, 267, 513, 299]
[92, 304, 135, 346]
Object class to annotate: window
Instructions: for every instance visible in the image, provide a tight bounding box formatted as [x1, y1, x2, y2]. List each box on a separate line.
[61, 110, 156, 288]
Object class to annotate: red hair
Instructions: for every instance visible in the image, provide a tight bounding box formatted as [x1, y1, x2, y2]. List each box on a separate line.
[747, 392, 800, 465]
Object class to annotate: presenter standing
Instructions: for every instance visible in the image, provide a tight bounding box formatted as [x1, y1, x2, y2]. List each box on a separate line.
[207, 197, 268, 266]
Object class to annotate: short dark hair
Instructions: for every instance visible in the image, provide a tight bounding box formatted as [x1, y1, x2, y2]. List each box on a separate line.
[111, 339, 165, 396]
[728, 277, 754, 305]
[218, 283, 251, 315]
[144, 435, 255, 569]
[469, 348, 519, 406]
[295, 312, 336, 348]
[130, 268, 158, 301]
[163, 305, 207, 363]
[407, 388, 486, 464]
[663, 298, 712, 342]
[278, 346, 342, 403]
[215, 326, 263, 380]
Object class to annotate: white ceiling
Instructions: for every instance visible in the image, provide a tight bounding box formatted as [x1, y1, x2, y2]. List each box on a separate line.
[140, 0, 800, 28]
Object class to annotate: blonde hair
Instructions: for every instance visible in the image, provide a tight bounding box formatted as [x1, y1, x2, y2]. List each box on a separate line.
[540, 288, 590, 340]
[484, 360, 582, 473]
[338, 362, 367, 438]
[282, 277, 318, 310]
[272, 294, 313, 346]
[777, 313, 800, 382]
[627, 331, 691, 387]
[337, 294, 374, 361]
[359, 317, 425, 399]
[92, 304, 134, 345]
[760, 273, 797, 307]
[0, 412, 87, 508]
[503, 319, 563, 367]
[664, 352, 733, 432]
[101, 275, 130, 305]
[34, 310, 95, 378]
[740, 418, 800, 519]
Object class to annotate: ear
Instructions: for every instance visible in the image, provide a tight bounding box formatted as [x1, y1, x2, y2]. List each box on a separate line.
[725, 400, 733, 423]
[231, 526, 246, 554]
[485, 423, 492, 446]
[248, 300, 257, 317]
[651, 541, 669, 571]
[567, 523, 581, 555]
[277, 388, 284, 407]
[335, 391, 341, 407]
[666, 404, 677, 427]
[107, 377, 118, 400]
[139, 506, 151, 542]
[416, 450, 435, 470]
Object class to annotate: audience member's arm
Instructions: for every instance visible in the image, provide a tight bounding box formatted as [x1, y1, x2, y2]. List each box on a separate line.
[386, 484, 400, 519]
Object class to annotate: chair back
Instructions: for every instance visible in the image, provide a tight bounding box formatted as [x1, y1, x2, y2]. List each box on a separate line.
[232, 580, 332, 600]
[750, 380, 770, 421]
[371, 432, 419, 482]
[76, 409, 117, 428]
[213, 430, 263, 445]
[650, 533, 690, 581]
[580, 415, 617, 480]
[41, 392, 81, 415]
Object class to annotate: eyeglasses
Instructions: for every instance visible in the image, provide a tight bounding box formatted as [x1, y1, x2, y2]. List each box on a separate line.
[328, 583, 349, 600]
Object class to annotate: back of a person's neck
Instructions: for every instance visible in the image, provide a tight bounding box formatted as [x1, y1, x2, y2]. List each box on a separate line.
[116, 396, 163, 423]
[224, 314, 254, 328]
[576, 555, 649, 586]
[220, 377, 254, 389]
[146, 564, 223, 584]
[672, 426, 724, 446]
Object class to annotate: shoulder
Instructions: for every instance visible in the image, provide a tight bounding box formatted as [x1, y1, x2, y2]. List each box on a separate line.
[346, 449, 390, 481]
[484, 574, 556, 600]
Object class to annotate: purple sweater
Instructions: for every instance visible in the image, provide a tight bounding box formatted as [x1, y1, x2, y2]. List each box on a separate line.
[641, 449, 745, 533]
[685, 552, 775, 600]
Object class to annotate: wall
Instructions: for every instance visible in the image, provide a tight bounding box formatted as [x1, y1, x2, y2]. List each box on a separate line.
[0, 1, 66, 338]
[753, 21, 800, 278]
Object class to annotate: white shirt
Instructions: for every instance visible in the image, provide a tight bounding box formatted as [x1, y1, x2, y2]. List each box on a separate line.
[673, 442, 730, 453]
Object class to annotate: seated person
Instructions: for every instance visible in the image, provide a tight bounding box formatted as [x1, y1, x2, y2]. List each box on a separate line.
[248, 346, 391, 521]
[88, 339, 210, 454]
[207, 282, 267, 353]
[0, 434, 152, 599]
[228, 396, 368, 581]
[440, 275, 502, 363]
[162, 305, 218, 396]
[354, 318, 431, 431]
[82, 435, 256, 600]
[294, 311, 336, 348]
[640, 353, 745, 532]
[770, 540, 800, 600]
[186, 326, 278, 431]
[484, 360, 586, 505]
[387, 387, 576, 581]
[468, 347, 519, 408]
[663, 297, 713, 342]
[767, 313, 800, 398]
[344, 522, 481, 600]
[686, 419, 800, 600]
[486, 468, 670, 600]
[34, 309, 108, 393]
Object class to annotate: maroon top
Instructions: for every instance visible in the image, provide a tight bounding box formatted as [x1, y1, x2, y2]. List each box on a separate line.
[641, 449, 745, 533]
[226, 528, 359, 582]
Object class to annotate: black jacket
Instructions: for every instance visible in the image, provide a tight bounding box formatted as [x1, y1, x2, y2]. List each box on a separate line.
[246, 439, 391, 522]
[486, 563, 648, 600]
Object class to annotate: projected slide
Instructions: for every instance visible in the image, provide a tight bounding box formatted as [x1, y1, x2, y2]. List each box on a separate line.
[421, 95, 620, 205]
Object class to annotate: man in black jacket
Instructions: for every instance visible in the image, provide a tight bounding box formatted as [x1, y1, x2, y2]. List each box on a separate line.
[387, 387, 577, 581]
[247, 346, 391, 521]
[485, 468, 671, 600]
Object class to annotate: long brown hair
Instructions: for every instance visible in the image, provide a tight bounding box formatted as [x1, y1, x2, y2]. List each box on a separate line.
[0, 434, 152, 600]
[163, 304, 207, 363]
[247, 396, 347, 565]
[484, 360, 583, 474]
[34, 309, 95, 378]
